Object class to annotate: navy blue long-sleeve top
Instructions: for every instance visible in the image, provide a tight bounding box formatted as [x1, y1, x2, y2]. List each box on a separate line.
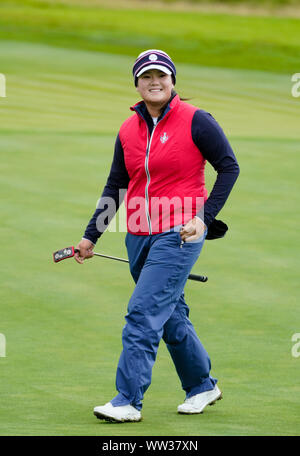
[83, 101, 240, 244]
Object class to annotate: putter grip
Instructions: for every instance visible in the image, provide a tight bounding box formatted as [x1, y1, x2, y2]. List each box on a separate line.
[188, 273, 208, 282]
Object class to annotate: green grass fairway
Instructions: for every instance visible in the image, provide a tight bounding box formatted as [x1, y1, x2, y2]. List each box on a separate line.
[0, 1, 300, 436]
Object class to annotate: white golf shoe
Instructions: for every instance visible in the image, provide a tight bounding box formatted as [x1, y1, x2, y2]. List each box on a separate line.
[177, 385, 222, 414]
[93, 402, 142, 423]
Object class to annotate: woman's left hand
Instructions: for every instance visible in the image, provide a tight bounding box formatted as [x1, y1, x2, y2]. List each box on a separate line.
[180, 216, 206, 242]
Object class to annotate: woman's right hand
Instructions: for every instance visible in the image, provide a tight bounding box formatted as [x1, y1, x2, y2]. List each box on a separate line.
[74, 239, 95, 264]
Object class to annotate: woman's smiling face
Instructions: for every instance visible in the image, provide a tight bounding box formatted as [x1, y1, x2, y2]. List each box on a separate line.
[136, 69, 174, 106]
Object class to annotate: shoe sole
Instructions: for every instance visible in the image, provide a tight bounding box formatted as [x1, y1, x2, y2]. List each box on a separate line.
[93, 411, 142, 423]
[178, 391, 223, 415]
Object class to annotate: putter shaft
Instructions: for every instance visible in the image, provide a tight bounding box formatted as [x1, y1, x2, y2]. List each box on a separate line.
[93, 252, 129, 264]
[92, 252, 208, 283]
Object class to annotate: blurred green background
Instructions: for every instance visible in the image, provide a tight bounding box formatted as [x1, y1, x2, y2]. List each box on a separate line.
[0, 0, 299, 436]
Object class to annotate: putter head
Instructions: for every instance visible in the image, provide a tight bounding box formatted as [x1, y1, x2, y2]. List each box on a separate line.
[53, 246, 75, 263]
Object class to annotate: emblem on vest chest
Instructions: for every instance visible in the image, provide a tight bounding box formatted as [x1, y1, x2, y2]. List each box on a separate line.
[160, 132, 169, 144]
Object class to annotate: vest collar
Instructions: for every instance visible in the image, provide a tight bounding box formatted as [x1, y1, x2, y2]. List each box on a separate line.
[130, 93, 180, 124]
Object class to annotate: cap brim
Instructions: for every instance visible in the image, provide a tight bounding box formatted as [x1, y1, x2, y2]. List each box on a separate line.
[136, 65, 172, 78]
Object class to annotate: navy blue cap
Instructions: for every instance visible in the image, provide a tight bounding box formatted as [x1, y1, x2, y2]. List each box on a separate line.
[133, 49, 176, 86]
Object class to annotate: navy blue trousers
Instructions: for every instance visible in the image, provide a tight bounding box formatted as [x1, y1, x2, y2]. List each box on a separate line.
[110, 228, 217, 410]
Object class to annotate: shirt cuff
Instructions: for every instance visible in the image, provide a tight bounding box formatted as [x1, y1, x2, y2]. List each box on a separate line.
[82, 237, 96, 246]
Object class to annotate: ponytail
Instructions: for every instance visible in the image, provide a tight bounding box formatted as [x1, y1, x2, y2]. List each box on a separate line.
[171, 89, 191, 101]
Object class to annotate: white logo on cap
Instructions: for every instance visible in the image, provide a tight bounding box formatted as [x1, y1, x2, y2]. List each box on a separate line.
[149, 54, 158, 61]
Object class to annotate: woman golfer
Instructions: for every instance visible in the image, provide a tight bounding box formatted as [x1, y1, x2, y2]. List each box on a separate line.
[75, 50, 239, 422]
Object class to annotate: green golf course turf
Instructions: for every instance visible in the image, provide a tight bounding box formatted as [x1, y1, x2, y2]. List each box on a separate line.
[0, 0, 299, 436]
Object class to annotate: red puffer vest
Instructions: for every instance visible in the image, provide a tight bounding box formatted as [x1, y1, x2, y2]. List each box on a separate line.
[119, 95, 208, 235]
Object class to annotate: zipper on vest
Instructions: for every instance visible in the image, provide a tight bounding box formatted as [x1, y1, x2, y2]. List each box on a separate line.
[144, 124, 157, 235]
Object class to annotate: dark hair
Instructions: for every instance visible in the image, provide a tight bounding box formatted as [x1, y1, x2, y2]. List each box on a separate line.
[171, 89, 190, 101]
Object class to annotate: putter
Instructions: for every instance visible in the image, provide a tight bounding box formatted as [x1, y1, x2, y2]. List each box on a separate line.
[53, 246, 208, 283]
